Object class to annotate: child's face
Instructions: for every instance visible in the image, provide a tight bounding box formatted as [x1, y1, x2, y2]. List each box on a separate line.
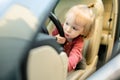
[63, 17, 84, 40]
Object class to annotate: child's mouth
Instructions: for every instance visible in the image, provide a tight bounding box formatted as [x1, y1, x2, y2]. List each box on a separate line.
[65, 33, 69, 37]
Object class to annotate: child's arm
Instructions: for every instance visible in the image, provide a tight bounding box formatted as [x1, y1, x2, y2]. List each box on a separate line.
[68, 40, 84, 72]
[52, 27, 58, 36]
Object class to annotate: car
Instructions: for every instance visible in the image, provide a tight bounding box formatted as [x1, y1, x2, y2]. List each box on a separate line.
[0, 0, 120, 80]
[45, 0, 120, 79]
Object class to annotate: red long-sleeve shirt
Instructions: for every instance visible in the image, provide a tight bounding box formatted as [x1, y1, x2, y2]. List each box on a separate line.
[52, 28, 84, 72]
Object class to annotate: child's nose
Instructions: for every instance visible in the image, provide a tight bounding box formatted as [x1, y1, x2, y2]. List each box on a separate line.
[66, 26, 72, 33]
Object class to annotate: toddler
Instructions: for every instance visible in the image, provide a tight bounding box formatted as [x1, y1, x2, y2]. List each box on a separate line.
[52, 4, 95, 72]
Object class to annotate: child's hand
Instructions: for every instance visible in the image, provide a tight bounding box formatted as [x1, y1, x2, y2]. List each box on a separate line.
[56, 34, 66, 44]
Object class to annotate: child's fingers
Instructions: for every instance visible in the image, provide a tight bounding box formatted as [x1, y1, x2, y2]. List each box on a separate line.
[56, 36, 66, 44]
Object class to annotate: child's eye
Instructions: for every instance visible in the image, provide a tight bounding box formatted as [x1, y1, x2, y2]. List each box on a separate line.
[66, 22, 69, 25]
[72, 27, 78, 30]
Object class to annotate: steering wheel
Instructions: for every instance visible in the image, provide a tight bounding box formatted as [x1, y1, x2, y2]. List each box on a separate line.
[40, 12, 64, 37]
[49, 12, 65, 37]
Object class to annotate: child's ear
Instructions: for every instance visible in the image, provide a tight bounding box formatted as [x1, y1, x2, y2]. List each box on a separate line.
[80, 31, 86, 38]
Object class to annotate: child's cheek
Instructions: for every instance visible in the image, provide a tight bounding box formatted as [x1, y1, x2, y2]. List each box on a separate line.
[63, 25, 66, 31]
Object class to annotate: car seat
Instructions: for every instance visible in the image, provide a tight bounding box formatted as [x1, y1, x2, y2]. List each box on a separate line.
[49, 0, 104, 80]
[67, 0, 104, 79]
[27, 33, 68, 80]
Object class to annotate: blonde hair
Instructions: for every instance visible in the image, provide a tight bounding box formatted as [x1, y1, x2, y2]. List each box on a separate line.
[65, 4, 95, 39]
